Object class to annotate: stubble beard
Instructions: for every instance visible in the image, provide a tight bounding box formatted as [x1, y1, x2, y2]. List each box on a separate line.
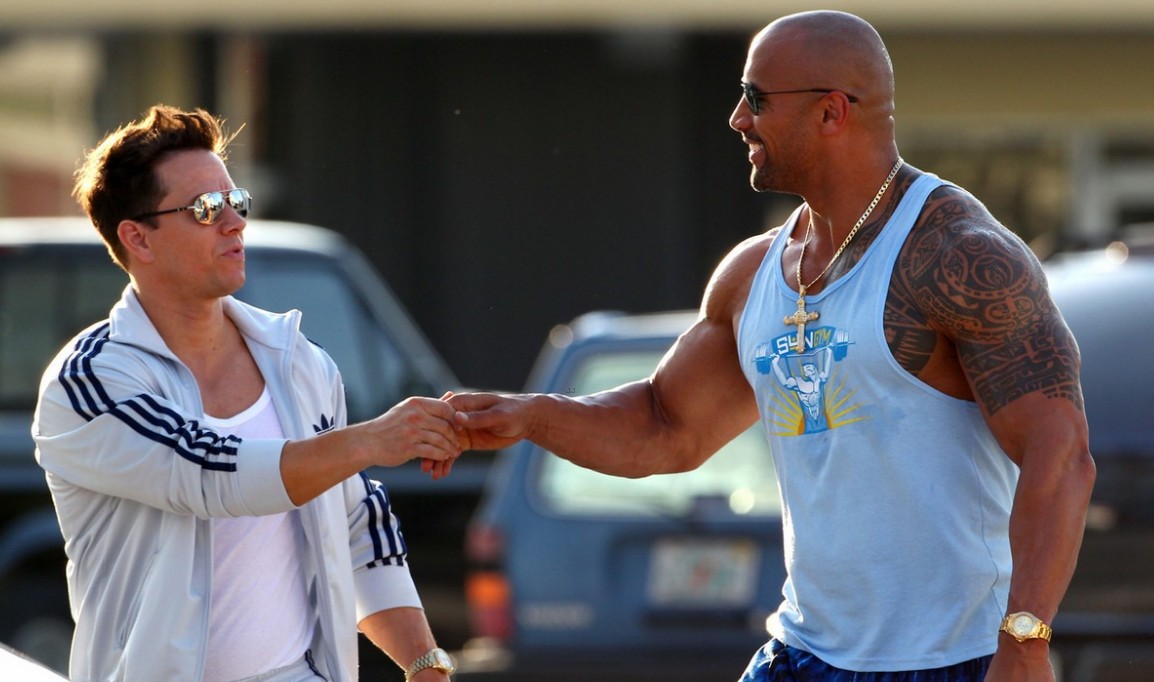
[751, 161, 780, 193]
[750, 154, 806, 196]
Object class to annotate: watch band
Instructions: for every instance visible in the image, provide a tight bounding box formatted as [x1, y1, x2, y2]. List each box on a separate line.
[1000, 611, 1053, 643]
[405, 647, 455, 680]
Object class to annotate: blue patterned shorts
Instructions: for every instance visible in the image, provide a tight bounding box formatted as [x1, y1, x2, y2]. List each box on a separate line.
[739, 639, 992, 682]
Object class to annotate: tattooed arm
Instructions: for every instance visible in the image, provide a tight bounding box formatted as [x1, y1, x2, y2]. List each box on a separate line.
[890, 185, 1096, 680]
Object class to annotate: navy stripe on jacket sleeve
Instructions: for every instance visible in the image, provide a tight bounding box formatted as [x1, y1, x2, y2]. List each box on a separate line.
[56, 325, 241, 472]
[358, 472, 407, 569]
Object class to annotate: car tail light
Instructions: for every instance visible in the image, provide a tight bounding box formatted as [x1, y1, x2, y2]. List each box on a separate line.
[465, 522, 513, 642]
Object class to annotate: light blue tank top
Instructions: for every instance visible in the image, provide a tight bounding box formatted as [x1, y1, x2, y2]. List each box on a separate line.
[737, 173, 1019, 670]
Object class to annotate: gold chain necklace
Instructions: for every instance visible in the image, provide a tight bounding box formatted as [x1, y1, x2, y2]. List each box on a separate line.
[784, 157, 903, 352]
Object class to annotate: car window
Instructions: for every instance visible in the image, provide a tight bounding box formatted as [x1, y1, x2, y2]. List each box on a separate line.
[0, 246, 126, 410]
[536, 349, 782, 518]
[238, 252, 411, 422]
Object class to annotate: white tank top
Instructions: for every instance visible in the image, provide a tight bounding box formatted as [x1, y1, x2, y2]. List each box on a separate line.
[736, 173, 1019, 670]
[202, 388, 314, 682]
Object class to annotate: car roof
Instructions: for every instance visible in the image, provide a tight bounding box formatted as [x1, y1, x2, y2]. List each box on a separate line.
[0, 216, 350, 255]
[1045, 246, 1154, 457]
[1044, 246, 1154, 322]
[520, 310, 698, 392]
[562, 310, 699, 344]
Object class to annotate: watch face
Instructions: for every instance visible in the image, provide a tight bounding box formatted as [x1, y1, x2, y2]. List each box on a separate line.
[1011, 614, 1036, 636]
[434, 649, 454, 670]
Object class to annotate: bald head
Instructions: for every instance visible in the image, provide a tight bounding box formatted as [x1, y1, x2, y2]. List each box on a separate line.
[748, 11, 894, 116]
[732, 11, 899, 193]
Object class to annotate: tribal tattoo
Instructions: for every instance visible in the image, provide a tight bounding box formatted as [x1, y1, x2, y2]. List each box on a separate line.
[886, 186, 1083, 416]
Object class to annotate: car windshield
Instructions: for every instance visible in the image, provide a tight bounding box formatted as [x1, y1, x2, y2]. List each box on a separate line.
[536, 349, 781, 518]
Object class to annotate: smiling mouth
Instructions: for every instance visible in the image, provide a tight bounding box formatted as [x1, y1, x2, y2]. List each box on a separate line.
[746, 141, 765, 162]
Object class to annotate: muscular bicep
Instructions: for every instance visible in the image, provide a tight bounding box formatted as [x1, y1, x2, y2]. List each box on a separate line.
[644, 234, 770, 469]
[649, 314, 760, 469]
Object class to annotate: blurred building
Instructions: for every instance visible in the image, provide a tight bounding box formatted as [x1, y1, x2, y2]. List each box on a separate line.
[1, 1, 1152, 389]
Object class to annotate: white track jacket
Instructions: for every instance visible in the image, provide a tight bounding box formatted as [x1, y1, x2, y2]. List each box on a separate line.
[33, 287, 421, 681]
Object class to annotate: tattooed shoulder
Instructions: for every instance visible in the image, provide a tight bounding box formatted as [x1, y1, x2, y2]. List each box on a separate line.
[889, 186, 1083, 415]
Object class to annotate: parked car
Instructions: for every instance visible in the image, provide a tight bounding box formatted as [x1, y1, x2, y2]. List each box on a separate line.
[0, 217, 484, 677]
[1042, 237, 1154, 682]
[455, 310, 785, 682]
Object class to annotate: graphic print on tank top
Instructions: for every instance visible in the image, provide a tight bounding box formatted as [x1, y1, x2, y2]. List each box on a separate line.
[750, 325, 860, 435]
[741, 174, 947, 439]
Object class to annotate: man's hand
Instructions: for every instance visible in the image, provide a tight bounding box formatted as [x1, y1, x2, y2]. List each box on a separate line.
[358, 396, 462, 468]
[419, 457, 455, 480]
[447, 391, 533, 451]
[419, 392, 463, 479]
[281, 395, 461, 505]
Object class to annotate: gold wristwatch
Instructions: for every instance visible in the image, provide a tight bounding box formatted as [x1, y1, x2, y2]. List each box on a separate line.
[405, 647, 455, 680]
[1000, 611, 1053, 643]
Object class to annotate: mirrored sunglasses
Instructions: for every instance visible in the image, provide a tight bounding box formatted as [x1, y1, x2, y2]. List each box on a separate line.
[131, 188, 251, 226]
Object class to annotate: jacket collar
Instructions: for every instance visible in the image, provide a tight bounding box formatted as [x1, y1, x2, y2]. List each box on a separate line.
[107, 285, 302, 357]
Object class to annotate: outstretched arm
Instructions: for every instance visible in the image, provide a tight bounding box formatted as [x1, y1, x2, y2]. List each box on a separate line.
[452, 234, 772, 478]
[282, 396, 460, 505]
[452, 314, 757, 478]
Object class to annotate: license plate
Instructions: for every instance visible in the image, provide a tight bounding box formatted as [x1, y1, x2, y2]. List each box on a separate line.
[647, 538, 760, 606]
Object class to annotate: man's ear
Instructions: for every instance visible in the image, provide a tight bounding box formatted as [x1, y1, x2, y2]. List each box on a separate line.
[818, 92, 853, 132]
[117, 219, 156, 265]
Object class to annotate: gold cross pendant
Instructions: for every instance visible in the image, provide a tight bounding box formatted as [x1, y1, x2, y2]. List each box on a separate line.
[783, 290, 819, 353]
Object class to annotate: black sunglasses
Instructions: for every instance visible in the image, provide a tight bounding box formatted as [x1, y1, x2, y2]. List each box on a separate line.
[740, 81, 859, 116]
[131, 188, 251, 226]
